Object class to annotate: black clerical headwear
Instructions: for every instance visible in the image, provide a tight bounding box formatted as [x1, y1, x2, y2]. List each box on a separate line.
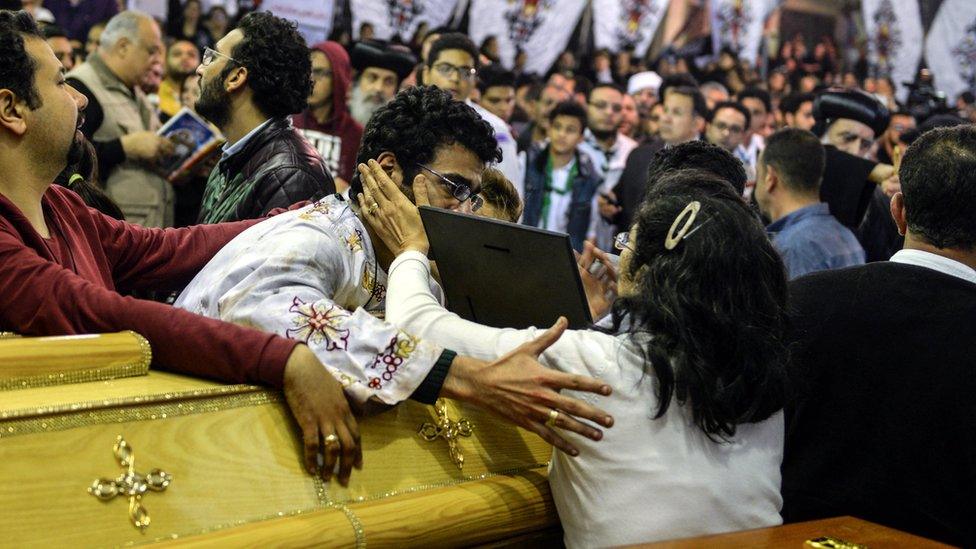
[350, 40, 417, 83]
[813, 88, 890, 138]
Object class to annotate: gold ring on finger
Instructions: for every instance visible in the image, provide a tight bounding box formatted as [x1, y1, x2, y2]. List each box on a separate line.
[368, 203, 379, 214]
[545, 409, 559, 428]
[324, 433, 339, 446]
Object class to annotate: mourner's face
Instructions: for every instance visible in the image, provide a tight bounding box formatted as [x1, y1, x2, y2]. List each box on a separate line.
[359, 67, 398, 102]
[424, 49, 477, 102]
[706, 107, 747, 152]
[480, 85, 515, 122]
[740, 97, 767, 134]
[619, 94, 639, 137]
[46, 36, 75, 71]
[18, 37, 88, 168]
[308, 51, 333, 109]
[120, 18, 164, 86]
[785, 101, 815, 131]
[586, 87, 624, 134]
[826, 118, 875, 158]
[659, 90, 698, 145]
[403, 143, 485, 213]
[535, 85, 569, 127]
[166, 40, 200, 78]
[547, 115, 584, 156]
[194, 29, 244, 128]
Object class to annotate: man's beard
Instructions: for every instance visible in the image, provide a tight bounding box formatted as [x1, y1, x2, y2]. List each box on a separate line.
[590, 127, 617, 142]
[349, 84, 388, 126]
[195, 76, 232, 129]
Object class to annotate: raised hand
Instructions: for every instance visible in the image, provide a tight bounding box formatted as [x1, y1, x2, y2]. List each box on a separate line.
[441, 317, 614, 456]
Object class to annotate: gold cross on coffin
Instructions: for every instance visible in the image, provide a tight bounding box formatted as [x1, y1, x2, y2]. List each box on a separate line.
[418, 399, 474, 470]
[88, 435, 172, 531]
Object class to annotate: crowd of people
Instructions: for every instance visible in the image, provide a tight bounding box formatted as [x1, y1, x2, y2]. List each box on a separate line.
[0, 2, 974, 548]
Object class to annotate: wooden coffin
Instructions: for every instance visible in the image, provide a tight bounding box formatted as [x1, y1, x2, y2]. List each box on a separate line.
[0, 334, 560, 547]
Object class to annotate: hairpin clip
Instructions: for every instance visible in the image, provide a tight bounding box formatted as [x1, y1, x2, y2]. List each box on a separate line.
[664, 200, 707, 250]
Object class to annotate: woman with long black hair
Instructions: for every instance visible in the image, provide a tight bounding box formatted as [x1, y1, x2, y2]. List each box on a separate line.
[359, 164, 790, 547]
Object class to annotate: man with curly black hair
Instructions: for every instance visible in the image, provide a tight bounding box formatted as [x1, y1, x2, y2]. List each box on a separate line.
[176, 85, 615, 459]
[195, 11, 335, 223]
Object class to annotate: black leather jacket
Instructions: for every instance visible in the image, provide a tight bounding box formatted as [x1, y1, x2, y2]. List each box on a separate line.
[198, 117, 336, 223]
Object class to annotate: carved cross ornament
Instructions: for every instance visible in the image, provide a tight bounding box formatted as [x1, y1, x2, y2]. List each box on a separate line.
[417, 398, 473, 470]
[88, 435, 172, 531]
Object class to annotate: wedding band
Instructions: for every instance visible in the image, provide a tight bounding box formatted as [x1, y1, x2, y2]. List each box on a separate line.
[324, 434, 339, 446]
[545, 409, 559, 428]
[367, 203, 379, 214]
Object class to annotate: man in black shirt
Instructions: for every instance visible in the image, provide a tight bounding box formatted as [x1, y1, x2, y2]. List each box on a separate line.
[782, 125, 976, 547]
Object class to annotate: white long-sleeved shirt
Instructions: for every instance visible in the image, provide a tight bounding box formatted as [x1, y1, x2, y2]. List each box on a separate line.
[385, 251, 785, 548]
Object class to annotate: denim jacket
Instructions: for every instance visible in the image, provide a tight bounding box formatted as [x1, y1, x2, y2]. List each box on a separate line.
[521, 144, 601, 251]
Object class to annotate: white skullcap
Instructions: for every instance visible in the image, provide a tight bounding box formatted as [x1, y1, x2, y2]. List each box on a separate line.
[627, 71, 663, 96]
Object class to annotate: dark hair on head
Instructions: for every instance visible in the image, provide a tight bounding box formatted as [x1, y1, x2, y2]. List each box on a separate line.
[738, 86, 772, 112]
[780, 92, 815, 116]
[352, 85, 501, 199]
[658, 72, 699, 102]
[610, 171, 788, 439]
[523, 81, 543, 102]
[547, 99, 587, 131]
[0, 10, 42, 110]
[761, 128, 824, 195]
[514, 71, 541, 89]
[585, 82, 624, 102]
[476, 63, 515, 94]
[664, 85, 708, 119]
[573, 74, 593, 98]
[427, 32, 479, 70]
[647, 140, 748, 196]
[899, 124, 976, 249]
[230, 12, 311, 118]
[708, 100, 750, 129]
[41, 24, 69, 40]
[959, 91, 975, 105]
[479, 167, 523, 223]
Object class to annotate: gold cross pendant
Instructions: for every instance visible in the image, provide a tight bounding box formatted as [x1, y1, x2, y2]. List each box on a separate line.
[418, 399, 474, 470]
[88, 435, 172, 531]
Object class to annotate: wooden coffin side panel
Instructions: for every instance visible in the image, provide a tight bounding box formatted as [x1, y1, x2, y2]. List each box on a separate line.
[0, 373, 552, 547]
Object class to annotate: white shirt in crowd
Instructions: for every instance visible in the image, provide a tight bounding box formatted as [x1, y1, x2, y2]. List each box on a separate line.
[890, 249, 976, 284]
[579, 130, 638, 248]
[385, 251, 785, 548]
[539, 158, 576, 233]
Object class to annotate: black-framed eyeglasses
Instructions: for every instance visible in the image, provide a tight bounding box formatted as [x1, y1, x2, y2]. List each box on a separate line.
[417, 164, 483, 211]
[202, 46, 240, 67]
[431, 62, 477, 82]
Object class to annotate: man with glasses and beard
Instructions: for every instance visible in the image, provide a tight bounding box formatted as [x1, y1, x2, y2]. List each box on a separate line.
[194, 12, 334, 224]
[175, 84, 617, 461]
[67, 10, 176, 227]
[348, 40, 416, 127]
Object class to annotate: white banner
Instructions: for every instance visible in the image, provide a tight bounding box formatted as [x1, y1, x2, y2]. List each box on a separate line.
[468, 0, 587, 75]
[709, 0, 779, 65]
[925, 0, 976, 104]
[260, 0, 335, 44]
[592, 0, 669, 57]
[862, 0, 923, 103]
[350, 0, 459, 41]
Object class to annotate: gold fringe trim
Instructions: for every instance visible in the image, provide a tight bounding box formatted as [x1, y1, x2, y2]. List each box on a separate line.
[0, 386, 276, 437]
[0, 331, 153, 391]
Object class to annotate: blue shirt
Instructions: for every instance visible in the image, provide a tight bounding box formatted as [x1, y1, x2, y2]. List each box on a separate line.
[768, 203, 865, 279]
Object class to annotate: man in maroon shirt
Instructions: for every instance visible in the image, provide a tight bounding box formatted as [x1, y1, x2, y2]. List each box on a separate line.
[0, 11, 614, 486]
